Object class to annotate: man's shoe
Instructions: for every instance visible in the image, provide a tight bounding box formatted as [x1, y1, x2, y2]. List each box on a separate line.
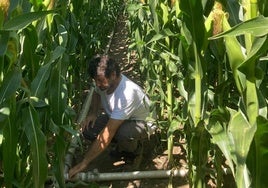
[109, 148, 137, 161]
[109, 142, 144, 160]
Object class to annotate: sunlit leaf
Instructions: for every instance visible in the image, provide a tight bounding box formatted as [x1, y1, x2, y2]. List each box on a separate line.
[229, 111, 256, 163]
[210, 16, 268, 39]
[228, 111, 256, 187]
[147, 28, 177, 44]
[160, 3, 168, 26]
[239, 36, 268, 77]
[0, 107, 10, 122]
[167, 119, 179, 137]
[168, 61, 178, 73]
[207, 108, 236, 176]
[2, 10, 55, 31]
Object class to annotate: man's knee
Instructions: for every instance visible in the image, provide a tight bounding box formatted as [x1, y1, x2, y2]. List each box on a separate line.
[82, 130, 97, 141]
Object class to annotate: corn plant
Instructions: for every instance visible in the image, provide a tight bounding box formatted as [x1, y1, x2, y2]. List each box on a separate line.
[0, 0, 123, 187]
[208, 1, 268, 187]
[127, 0, 268, 187]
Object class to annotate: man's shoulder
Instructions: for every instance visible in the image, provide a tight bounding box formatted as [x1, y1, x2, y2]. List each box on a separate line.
[121, 74, 141, 88]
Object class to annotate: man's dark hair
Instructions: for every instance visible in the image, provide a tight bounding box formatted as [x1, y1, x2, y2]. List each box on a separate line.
[88, 55, 120, 78]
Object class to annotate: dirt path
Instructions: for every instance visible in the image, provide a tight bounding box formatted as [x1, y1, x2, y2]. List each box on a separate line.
[71, 12, 189, 188]
[108, 14, 140, 84]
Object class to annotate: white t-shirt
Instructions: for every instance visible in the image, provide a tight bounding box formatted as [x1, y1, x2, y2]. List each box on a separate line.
[95, 74, 150, 120]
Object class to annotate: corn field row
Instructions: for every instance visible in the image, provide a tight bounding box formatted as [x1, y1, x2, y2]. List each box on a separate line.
[127, 0, 268, 187]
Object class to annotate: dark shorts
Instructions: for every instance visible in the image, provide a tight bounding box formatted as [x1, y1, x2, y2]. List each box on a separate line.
[82, 114, 149, 153]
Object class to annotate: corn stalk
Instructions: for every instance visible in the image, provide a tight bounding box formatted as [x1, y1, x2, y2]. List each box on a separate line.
[128, 0, 268, 188]
[208, 1, 268, 187]
[0, 0, 124, 187]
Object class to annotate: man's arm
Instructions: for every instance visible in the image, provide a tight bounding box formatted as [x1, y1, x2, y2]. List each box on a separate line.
[88, 90, 101, 115]
[69, 118, 124, 178]
[81, 91, 101, 130]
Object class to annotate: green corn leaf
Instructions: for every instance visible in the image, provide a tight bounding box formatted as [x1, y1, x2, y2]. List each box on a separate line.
[50, 46, 66, 63]
[53, 135, 67, 188]
[248, 116, 268, 188]
[66, 13, 78, 53]
[0, 106, 10, 122]
[160, 3, 168, 26]
[127, 3, 143, 15]
[245, 80, 258, 125]
[147, 28, 177, 44]
[0, 69, 21, 104]
[229, 111, 256, 164]
[138, 5, 146, 22]
[23, 105, 48, 188]
[31, 63, 52, 98]
[149, 0, 160, 33]
[219, 15, 245, 94]
[239, 36, 268, 77]
[177, 80, 188, 100]
[209, 16, 268, 39]
[49, 68, 67, 124]
[3, 115, 18, 187]
[54, 15, 68, 48]
[180, 0, 205, 126]
[228, 111, 256, 187]
[167, 119, 180, 138]
[208, 121, 236, 175]
[258, 0, 268, 16]
[21, 25, 39, 80]
[2, 10, 55, 31]
[225, 0, 242, 26]
[0, 31, 9, 55]
[179, 0, 205, 50]
[190, 124, 210, 173]
[29, 0, 43, 8]
[31, 46, 65, 97]
[207, 108, 236, 176]
[256, 87, 268, 118]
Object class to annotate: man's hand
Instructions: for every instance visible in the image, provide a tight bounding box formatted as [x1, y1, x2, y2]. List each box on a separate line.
[70, 118, 123, 179]
[68, 162, 87, 179]
[80, 114, 96, 132]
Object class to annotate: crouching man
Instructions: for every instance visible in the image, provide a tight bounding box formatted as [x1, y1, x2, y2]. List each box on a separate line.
[69, 55, 153, 178]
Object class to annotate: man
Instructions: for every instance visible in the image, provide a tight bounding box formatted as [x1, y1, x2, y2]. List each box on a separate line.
[68, 55, 152, 178]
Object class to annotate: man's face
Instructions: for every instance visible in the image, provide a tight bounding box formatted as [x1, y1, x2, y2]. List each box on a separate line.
[94, 72, 116, 92]
[94, 74, 109, 91]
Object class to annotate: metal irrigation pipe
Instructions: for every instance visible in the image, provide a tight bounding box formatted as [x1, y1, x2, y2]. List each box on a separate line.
[65, 168, 188, 182]
[64, 87, 94, 174]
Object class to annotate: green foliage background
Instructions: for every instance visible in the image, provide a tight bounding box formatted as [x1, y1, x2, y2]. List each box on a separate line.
[1, 0, 268, 188]
[127, 0, 268, 187]
[0, 0, 123, 187]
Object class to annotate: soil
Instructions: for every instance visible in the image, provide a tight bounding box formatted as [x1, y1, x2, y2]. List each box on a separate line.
[68, 13, 190, 188]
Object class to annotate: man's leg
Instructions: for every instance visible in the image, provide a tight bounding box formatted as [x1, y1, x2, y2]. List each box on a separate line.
[82, 114, 109, 141]
[114, 120, 148, 154]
